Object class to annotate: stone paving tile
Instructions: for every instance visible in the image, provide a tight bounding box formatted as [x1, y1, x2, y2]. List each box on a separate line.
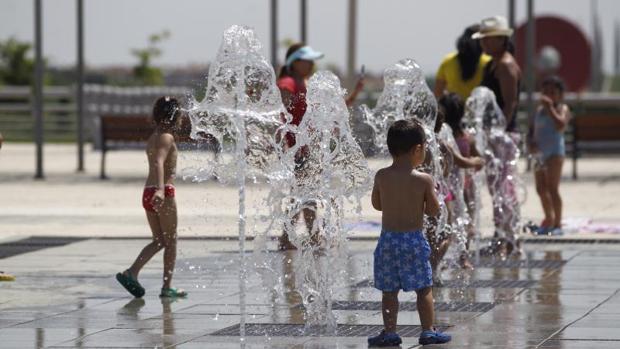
[0, 328, 107, 349]
[539, 340, 620, 348]
[2, 240, 620, 348]
[47, 327, 200, 348]
[178, 336, 311, 348]
[555, 327, 620, 341]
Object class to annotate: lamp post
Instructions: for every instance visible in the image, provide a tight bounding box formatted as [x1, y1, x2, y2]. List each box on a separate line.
[33, 0, 44, 179]
[76, 0, 85, 172]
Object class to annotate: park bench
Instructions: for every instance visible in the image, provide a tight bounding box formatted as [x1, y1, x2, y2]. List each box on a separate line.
[570, 113, 620, 179]
[99, 114, 217, 179]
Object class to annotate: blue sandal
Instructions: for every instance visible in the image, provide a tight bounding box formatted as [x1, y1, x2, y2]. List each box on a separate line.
[159, 287, 188, 298]
[419, 328, 451, 345]
[116, 271, 145, 298]
[368, 330, 402, 347]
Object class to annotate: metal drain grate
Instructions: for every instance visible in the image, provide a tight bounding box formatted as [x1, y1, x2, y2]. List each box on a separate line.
[475, 259, 566, 269]
[211, 323, 450, 337]
[353, 279, 535, 289]
[522, 238, 620, 244]
[0, 236, 87, 259]
[328, 300, 494, 313]
[441, 279, 537, 288]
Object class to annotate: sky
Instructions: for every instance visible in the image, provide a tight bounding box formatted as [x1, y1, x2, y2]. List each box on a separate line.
[1, 0, 619, 76]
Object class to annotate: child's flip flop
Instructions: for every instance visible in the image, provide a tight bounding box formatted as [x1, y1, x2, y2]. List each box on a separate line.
[0, 271, 15, 282]
[116, 271, 145, 298]
[159, 287, 188, 298]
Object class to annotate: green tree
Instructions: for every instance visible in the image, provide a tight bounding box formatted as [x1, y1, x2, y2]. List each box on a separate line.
[131, 30, 170, 86]
[0, 37, 35, 85]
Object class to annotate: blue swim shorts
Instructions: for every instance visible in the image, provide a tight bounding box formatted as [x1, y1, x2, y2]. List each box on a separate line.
[373, 230, 433, 292]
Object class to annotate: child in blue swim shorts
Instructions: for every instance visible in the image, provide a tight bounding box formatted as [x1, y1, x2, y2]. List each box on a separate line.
[368, 120, 451, 347]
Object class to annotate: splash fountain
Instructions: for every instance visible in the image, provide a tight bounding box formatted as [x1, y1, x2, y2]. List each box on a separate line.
[464, 86, 523, 257]
[254, 71, 371, 335]
[357, 58, 452, 258]
[187, 25, 288, 340]
[188, 25, 371, 337]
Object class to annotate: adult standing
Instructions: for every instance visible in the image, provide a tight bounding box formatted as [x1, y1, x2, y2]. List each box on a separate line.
[434, 25, 491, 100]
[473, 16, 522, 133]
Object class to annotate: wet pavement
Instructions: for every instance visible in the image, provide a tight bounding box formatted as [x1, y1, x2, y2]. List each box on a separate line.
[2, 145, 620, 349]
[2, 239, 620, 348]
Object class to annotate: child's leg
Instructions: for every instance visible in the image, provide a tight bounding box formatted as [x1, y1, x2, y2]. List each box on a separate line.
[158, 198, 178, 289]
[279, 200, 299, 250]
[535, 165, 554, 226]
[303, 204, 317, 234]
[463, 183, 476, 249]
[127, 211, 165, 278]
[303, 202, 321, 246]
[431, 237, 452, 275]
[545, 156, 564, 228]
[425, 217, 440, 273]
[279, 215, 298, 248]
[416, 287, 434, 331]
[382, 291, 399, 333]
[436, 202, 454, 264]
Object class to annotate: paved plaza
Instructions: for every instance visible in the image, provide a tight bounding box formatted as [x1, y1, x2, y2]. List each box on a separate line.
[1, 144, 620, 348]
[2, 239, 620, 348]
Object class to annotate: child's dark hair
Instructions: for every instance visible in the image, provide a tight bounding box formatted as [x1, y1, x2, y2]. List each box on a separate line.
[438, 93, 464, 134]
[387, 119, 426, 157]
[152, 96, 181, 126]
[456, 24, 483, 81]
[541, 75, 565, 93]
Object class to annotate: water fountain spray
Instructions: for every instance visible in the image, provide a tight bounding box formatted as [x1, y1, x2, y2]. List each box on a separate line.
[188, 25, 288, 340]
[464, 86, 522, 258]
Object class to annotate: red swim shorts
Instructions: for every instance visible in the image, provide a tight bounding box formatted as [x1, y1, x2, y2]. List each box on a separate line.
[142, 185, 175, 212]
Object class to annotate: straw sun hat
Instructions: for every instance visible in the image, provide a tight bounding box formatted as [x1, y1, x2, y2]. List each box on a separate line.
[472, 16, 514, 39]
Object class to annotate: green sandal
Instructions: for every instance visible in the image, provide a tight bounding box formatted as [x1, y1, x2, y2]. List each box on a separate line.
[116, 271, 145, 298]
[159, 287, 188, 298]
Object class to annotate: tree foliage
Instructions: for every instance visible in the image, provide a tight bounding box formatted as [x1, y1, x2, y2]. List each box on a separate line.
[131, 30, 170, 86]
[0, 37, 35, 85]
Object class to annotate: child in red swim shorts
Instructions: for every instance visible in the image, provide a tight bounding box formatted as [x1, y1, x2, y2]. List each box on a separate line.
[116, 96, 187, 299]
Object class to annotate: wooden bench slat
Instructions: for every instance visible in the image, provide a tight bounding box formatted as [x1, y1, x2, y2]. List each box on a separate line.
[574, 114, 620, 141]
[99, 114, 217, 179]
[572, 113, 620, 179]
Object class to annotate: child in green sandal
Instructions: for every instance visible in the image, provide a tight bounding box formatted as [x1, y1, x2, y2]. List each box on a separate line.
[116, 96, 187, 299]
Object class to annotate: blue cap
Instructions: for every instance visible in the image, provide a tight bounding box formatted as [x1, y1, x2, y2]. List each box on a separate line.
[285, 46, 324, 67]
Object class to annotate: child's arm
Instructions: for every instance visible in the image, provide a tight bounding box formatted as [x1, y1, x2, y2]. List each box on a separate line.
[151, 134, 174, 209]
[542, 98, 570, 131]
[345, 77, 364, 107]
[423, 174, 440, 217]
[448, 146, 484, 170]
[371, 172, 382, 211]
[469, 138, 481, 158]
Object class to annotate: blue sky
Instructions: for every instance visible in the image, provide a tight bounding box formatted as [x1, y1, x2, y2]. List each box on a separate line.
[1, 0, 618, 76]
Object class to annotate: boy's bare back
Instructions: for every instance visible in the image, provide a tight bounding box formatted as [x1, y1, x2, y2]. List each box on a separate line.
[372, 166, 439, 232]
[145, 132, 178, 187]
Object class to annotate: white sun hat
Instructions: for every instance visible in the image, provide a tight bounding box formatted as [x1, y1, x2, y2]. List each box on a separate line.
[285, 46, 324, 67]
[472, 16, 514, 39]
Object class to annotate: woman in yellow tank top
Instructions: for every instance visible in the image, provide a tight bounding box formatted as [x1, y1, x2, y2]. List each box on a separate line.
[434, 25, 491, 100]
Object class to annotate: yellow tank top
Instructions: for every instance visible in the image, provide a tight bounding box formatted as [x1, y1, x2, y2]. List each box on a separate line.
[436, 52, 491, 100]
